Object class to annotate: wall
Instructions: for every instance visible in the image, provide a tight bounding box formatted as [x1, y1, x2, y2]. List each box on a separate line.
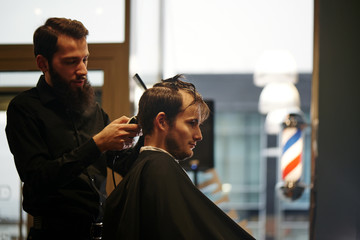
[313, 0, 360, 239]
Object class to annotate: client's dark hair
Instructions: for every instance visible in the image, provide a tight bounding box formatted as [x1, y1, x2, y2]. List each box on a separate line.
[138, 74, 210, 136]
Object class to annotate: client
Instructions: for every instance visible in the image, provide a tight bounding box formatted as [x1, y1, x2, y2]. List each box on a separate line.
[103, 74, 255, 240]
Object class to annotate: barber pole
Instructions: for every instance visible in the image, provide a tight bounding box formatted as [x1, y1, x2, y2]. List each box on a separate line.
[281, 127, 303, 183]
[277, 113, 306, 201]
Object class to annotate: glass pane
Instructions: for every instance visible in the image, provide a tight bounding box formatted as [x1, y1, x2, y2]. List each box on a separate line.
[163, 0, 313, 75]
[0, 111, 26, 239]
[0, 0, 125, 44]
[131, 1, 313, 239]
[0, 71, 104, 87]
[129, 0, 163, 115]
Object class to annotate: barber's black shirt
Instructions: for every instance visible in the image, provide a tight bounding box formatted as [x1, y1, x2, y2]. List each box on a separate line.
[6, 75, 117, 221]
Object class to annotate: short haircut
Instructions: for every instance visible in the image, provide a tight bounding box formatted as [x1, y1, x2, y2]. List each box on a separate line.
[138, 74, 210, 136]
[33, 17, 89, 61]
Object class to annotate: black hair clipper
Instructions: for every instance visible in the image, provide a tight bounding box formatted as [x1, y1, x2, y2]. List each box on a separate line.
[127, 116, 138, 124]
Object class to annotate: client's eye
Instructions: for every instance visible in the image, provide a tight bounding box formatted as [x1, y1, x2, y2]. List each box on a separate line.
[189, 119, 199, 127]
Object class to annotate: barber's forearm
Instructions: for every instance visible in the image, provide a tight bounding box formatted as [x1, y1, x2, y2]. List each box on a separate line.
[14, 139, 101, 189]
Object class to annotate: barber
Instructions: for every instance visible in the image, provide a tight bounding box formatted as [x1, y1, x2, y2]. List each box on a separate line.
[5, 17, 139, 240]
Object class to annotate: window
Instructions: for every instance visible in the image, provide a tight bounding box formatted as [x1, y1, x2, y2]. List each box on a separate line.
[130, 1, 313, 239]
[0, 0, 125, 44]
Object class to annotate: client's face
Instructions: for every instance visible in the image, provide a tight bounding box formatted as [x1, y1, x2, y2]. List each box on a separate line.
[165, 92, 203, 160]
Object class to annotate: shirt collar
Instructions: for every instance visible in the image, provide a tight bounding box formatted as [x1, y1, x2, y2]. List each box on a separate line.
[140, 146, 179, 163]
[36, 75, 59, 105]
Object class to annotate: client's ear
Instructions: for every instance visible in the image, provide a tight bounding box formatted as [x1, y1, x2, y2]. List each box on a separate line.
[155, 112, 168, 131]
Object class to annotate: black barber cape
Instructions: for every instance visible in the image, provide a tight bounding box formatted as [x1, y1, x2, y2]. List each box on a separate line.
[103, 150, 255, 240]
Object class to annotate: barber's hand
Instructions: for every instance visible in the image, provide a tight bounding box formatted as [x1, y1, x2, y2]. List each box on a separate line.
[93, 116, 140, 152]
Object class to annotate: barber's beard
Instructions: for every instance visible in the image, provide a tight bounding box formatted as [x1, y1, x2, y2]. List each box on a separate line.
[49, 66, 95, 114]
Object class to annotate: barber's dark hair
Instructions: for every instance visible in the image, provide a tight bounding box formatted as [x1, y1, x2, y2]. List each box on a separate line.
[33, 17, 89, 61]
[138, 74, 210, 136]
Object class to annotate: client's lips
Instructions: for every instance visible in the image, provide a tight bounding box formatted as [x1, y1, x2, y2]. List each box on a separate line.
[190, 143, 196, 149]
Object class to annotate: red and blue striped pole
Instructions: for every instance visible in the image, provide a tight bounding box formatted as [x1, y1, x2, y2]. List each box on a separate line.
[277, 113, 306, 201]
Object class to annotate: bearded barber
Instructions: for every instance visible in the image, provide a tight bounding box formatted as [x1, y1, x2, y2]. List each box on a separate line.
[5, 17, 139, 240]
